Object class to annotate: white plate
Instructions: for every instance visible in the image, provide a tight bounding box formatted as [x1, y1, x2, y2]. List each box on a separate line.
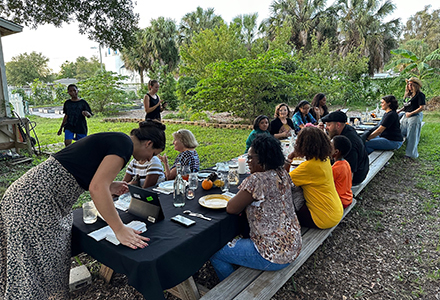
[158, 180, 174, 190]
[199, 194, 231, 209]
[198, 172, 212, 179]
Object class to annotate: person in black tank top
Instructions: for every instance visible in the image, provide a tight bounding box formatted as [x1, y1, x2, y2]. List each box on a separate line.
[143, 80, 167, 121]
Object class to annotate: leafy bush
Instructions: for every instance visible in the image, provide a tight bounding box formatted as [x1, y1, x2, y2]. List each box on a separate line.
[77, 71, 128, 114]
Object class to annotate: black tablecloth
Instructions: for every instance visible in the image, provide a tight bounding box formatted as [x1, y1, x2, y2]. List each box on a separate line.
[72, 179, 246, 300]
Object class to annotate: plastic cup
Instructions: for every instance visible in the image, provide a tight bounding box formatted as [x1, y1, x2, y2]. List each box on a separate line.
[83, 201, 98, 224]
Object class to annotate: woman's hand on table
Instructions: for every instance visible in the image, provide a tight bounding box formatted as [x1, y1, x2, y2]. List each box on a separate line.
[115, 225, 150, 249]
[110, 181, 128, 196]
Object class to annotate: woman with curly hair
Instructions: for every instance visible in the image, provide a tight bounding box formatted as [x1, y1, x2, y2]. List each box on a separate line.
[211, 135, 302, 281]
[270, 103, 295, 139]
[285, 127, 343, 229]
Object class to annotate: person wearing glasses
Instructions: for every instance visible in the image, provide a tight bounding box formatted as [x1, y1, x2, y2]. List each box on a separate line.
[210, 135, 302, 281]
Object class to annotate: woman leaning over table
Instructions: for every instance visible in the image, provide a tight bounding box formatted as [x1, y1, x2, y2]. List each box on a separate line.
[159, 129, 200, 180]
[0, 120, 166, 300]
[362, 95, 403, 154]
[398, 77, 426, 159]
[245, 115, 271, 153]
[210, 135, 302, 281]
[285, 126, 343, 229]
[270, 103, 295, 139]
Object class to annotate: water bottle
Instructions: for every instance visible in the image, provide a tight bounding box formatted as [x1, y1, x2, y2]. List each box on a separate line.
[173, 163, 186, 207]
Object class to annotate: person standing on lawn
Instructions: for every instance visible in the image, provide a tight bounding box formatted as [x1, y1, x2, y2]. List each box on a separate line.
[57, 84, 93, 147]
[144, 80, 167, 121]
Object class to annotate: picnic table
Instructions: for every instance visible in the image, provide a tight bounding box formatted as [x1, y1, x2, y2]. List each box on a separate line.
[71, 175, 247, 300]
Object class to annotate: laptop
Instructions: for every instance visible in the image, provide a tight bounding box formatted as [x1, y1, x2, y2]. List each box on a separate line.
[128, 185, 164, 223]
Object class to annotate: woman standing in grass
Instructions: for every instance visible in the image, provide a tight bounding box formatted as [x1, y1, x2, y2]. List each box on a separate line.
[143, 80, 167, 121]
[0, 120, 166, 299]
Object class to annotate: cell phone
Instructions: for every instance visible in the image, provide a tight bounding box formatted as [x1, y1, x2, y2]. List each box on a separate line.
[171, 214, 196, 227]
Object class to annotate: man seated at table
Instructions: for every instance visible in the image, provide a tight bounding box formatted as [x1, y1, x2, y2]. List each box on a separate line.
[322, 111, 369, 186]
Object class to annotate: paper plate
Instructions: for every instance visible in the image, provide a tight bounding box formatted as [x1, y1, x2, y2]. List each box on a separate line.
[199, 194, 231, 209]
[372, 118, 381, 121]
[158, 180, 174, 190]
[363, 122, 377, 125]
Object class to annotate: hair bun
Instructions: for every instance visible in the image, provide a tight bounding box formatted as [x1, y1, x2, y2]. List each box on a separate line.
[140, 119, 166, 131]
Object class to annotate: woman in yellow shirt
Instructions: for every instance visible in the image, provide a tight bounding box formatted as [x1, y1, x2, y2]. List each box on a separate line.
[285, 127, 343, 229]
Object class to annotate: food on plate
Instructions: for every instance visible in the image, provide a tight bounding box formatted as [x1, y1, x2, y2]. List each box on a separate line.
[213, 179, 224, 188]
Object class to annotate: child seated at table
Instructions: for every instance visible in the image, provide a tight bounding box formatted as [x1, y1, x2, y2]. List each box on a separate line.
[123, 157, 165, 188]
[210, 135, 302, 281]
[331, 135, 353, 208]
[285, 126, 343, 229]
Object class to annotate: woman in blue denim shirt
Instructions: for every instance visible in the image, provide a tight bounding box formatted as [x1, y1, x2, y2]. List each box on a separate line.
[292, 100, 317, 133]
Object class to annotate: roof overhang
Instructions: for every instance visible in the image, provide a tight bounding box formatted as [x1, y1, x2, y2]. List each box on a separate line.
[0, 17, 23, 37]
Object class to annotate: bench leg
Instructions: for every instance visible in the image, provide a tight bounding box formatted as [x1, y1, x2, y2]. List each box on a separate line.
[99, 264, 114, 283]
[167, 276, 201, 300]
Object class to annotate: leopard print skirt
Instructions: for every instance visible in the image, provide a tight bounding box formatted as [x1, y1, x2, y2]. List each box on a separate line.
[0, 156, 84, 299]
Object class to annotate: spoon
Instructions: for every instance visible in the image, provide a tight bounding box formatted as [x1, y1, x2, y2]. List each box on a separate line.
[183, 210, 212, 221]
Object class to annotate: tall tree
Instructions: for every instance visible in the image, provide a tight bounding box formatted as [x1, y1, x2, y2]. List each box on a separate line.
[5, 51, 52, 86]
[143, 17, 179, 74]
[0, 0, 139, 49]
[402, 6, 440, 52]
[232, 13, 259, 52]
[58, 56, 101, 80]
[263, 0, 338, 50]
[180, 24, 248, 79]
[179, 7, 224, 45]
[121, 30, 148, 85]
[336, 0, 400, 75]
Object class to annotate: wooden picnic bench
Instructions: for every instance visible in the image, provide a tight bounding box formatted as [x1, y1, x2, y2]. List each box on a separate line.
[200, 150, 396, 300]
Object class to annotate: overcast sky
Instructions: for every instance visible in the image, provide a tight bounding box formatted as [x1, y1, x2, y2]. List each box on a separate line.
[1, 0, 438, 72]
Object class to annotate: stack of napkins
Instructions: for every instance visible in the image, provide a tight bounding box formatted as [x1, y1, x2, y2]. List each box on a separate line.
[88, 220, 147, 246]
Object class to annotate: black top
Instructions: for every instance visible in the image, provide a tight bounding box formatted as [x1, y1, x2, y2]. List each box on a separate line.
[53, 132, 132, 190]
[403, 92, 425, 113]
[63, 99, 92, 134]
[341, 125, 369, 185]
[270, 118, 294, 136]
[380, 111, 403, 141]
[309, 106, 329, 121]
[145, 93, 161, 121]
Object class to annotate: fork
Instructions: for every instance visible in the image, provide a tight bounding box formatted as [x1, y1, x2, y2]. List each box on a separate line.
[183, 210, 212, 221]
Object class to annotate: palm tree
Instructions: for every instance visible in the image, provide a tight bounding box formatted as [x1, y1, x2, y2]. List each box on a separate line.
[263, 0, 337, 50]
[121, 31, 148, 85]
[336, 0, 400, 75]
[232, 13, 259, 51]
[179, 7, 224, 45]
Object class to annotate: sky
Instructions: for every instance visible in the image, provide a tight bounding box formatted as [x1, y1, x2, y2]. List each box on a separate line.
[1, 0, 438, 73]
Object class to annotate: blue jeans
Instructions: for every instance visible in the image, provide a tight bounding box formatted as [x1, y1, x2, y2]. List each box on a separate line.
[364, 137, 403, 154]
[400, 113, 423, 158]
[210, 237, 290, 281]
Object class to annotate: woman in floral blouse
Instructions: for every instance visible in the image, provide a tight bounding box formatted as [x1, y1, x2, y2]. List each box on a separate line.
[210, 135, 302, 281]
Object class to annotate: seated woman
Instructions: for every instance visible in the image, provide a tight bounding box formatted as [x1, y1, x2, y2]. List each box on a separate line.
[210, 135, 302, 281]
[159, 129, 200, 180]
[309, 93, 329, 121]
[123, 156, 165, 188]
[270, 103, 295, 139]
[245, 115, 271, 153]
[362, 95, 403, 154]
[292, 100, 317, 133]
[285, 127, 343, 229]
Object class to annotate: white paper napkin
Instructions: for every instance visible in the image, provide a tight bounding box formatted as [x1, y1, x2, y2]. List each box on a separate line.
[88, 220, 147, 246]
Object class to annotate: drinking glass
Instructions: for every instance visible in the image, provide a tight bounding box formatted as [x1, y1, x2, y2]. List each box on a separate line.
[186, 173, 198, 200]
[83, 201, 98, 224]
[221, 172, 229, 192]
[182, 165, 190, 181]
[228, 162, 239, 186]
